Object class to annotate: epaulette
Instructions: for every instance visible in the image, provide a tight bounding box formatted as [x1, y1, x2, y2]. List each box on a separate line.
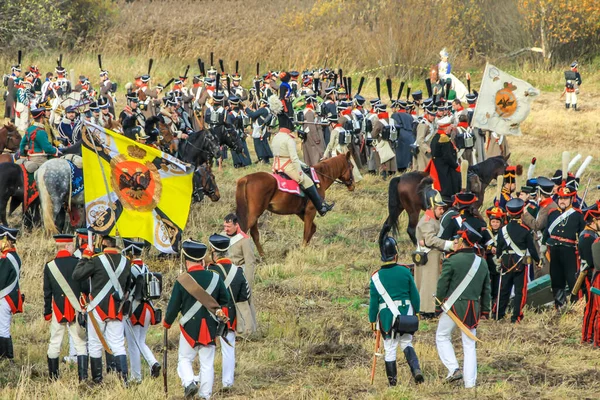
[370, 269, 381, 277]
[438, 134, 451, 143]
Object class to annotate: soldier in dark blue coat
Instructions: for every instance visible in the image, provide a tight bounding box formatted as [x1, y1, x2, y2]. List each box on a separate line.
[391, 100, 415, 172]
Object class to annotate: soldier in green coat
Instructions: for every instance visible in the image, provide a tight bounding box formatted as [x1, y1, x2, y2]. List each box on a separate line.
[163, 239, 230, 400]
[369, 236, 423, 386]
[207, 234, 251, 390]
[18, 107, 60, 173]
[435, 223, 491, 388]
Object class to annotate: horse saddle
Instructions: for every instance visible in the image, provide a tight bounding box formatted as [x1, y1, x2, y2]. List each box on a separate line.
[272, 168, 320, 197]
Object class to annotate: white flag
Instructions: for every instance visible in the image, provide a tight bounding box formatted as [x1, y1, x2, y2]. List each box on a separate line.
[471, 63, 540, 136]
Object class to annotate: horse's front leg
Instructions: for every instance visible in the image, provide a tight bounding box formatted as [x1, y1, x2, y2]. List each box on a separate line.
[302, 207, 318, 246]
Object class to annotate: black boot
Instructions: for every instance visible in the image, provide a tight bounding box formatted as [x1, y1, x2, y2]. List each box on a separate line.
[47, 357, 59, 380]
[77, 355, 89, 382]
[105, 352, 117, 373]
[0, 338, 7, 359]
[573, 104, 579, 111]
[403, 347, 424, 384]
[6, 337, 14, 361]
[554, 288, 567, 309]
[384, 361, 397, 386]
[151, 362, 161, 378]
[115, 354, 128, 384]
[304, 185, 334, 216]
[566, 103, 570, 109]
[90, 357, 103, 384]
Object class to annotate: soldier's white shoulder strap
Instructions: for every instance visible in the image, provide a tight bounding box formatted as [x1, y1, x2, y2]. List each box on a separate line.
[371, 272, 400, 318]
[0, 254, 20, 299]
[501, 225, 525, 257]
[47, 261, 82, 312]
[229, 233, 245, 247]
[442, 255, 482, 312]
[547, 208, 576, 236]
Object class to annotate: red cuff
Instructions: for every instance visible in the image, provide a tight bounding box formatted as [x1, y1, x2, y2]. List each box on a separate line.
[481, 311, 489, 315]
[162, 320, 171, 329]
[44, 314, 52, 321]
[455, 166, 461, 172]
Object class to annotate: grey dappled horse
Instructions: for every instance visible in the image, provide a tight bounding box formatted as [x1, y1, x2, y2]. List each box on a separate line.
[36, 158, 84, 233]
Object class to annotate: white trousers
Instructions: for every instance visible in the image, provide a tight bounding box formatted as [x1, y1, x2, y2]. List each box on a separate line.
[14, 103, 29, 134]
[0, 299, 12, 338]
[220, 331, 236, 387]
[87, 311, 126, 358]
[566, 91, 577, 106]
[382, 304, 414, 362]
[47, 313, 88, 358]
[435, 313, 477, 388]
[177, 332, 215, 399]
[125, 313, 158, 381]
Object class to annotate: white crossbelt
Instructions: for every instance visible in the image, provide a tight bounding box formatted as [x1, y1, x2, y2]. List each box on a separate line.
[47, 261, 82, 313]
[0, 254, 20, 299]
[442, 255, 482, 311]
[371, 272, 400, 319]
[223, 264, 239, 289]
[86, 255, 126, 311]
[501, 226, 528, 257]
[180, 272, 220, 326]
[229, 233, 244, 247]
[378, 299, 411, 311]
[547, 208, 576, 236]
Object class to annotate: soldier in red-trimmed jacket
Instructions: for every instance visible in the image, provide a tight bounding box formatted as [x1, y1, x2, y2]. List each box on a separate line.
[0, 225, 22, 362]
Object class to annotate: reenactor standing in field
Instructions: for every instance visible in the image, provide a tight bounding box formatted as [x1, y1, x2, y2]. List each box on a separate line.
[370, 236, 423, 386]
[43, 234, 88, 381]
[543, 183, 585, 309]
[415, 185, 454, 319]
[301, 94, 326, 166]
[73, 235, 132, 384]
[495, 199, 539, 323]
[579, 203, 600, 343]
[563, 61, 582, 110]
[221, 214, 257, 290]
[163, 239, 230, 400]
[435, 224, 491, 389]
[0, 226, 22, 362]
[122, 239, 161, 382]
[207, 234, 252, 390]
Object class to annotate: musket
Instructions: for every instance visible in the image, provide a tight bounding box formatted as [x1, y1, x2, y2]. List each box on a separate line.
[581, 176, 592, 206]
[163, 327, 168, 394]
[81, 296, 113, 354]
[434, 296, 480, 342]
[298, 121, 329, 126]
[572, 262, 591, 296]
[370, 329, 381, 385]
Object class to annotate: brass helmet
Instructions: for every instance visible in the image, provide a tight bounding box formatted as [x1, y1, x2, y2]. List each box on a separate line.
[424, 186, 445, 210]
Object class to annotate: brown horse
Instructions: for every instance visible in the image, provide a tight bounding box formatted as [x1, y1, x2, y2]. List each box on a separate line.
[235, 152, 355, 256]
[0, 123, 21, 153]
[380, 155, 510, 245]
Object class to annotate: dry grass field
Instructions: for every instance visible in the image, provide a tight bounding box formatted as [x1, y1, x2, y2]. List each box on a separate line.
[2, 60, 600, 399]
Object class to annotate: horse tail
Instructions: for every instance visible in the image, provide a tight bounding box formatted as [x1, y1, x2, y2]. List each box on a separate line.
[235, 177, 249, 232]
[386, 176, 403, 236]
[36, 165, 58, 234]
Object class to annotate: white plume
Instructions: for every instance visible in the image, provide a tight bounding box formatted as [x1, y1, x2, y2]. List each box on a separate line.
[268, 95, 283, 115]
[562, 151, 570, 181]
[527, 157, 536, 180]
[125, 82, 133, 91]
[576, 156, 593, 179]
[568, 154, 582, 172]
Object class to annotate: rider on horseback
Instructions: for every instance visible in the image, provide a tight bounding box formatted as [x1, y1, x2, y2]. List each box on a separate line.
[18, 107, 60, 173]
[270, 94, 334, 216]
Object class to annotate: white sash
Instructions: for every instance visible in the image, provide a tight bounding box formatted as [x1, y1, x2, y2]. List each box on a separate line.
[501, 226, 526, 257]
[180, 272, 220, 326]
[87, 255, 127, 311]
[0, 254, 20, 299]
[548, 208, 576, 236]
[371, 272, 400, 319]
[442, 255, 482, 311]
[47, 261, 82, 313]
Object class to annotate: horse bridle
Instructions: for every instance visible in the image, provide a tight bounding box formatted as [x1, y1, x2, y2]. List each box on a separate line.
[316, 159, 354, 187]
[199, 165, 217, 196]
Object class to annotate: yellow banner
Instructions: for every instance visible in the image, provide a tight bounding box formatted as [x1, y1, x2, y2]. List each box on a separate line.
[81, 122, 193, 253]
